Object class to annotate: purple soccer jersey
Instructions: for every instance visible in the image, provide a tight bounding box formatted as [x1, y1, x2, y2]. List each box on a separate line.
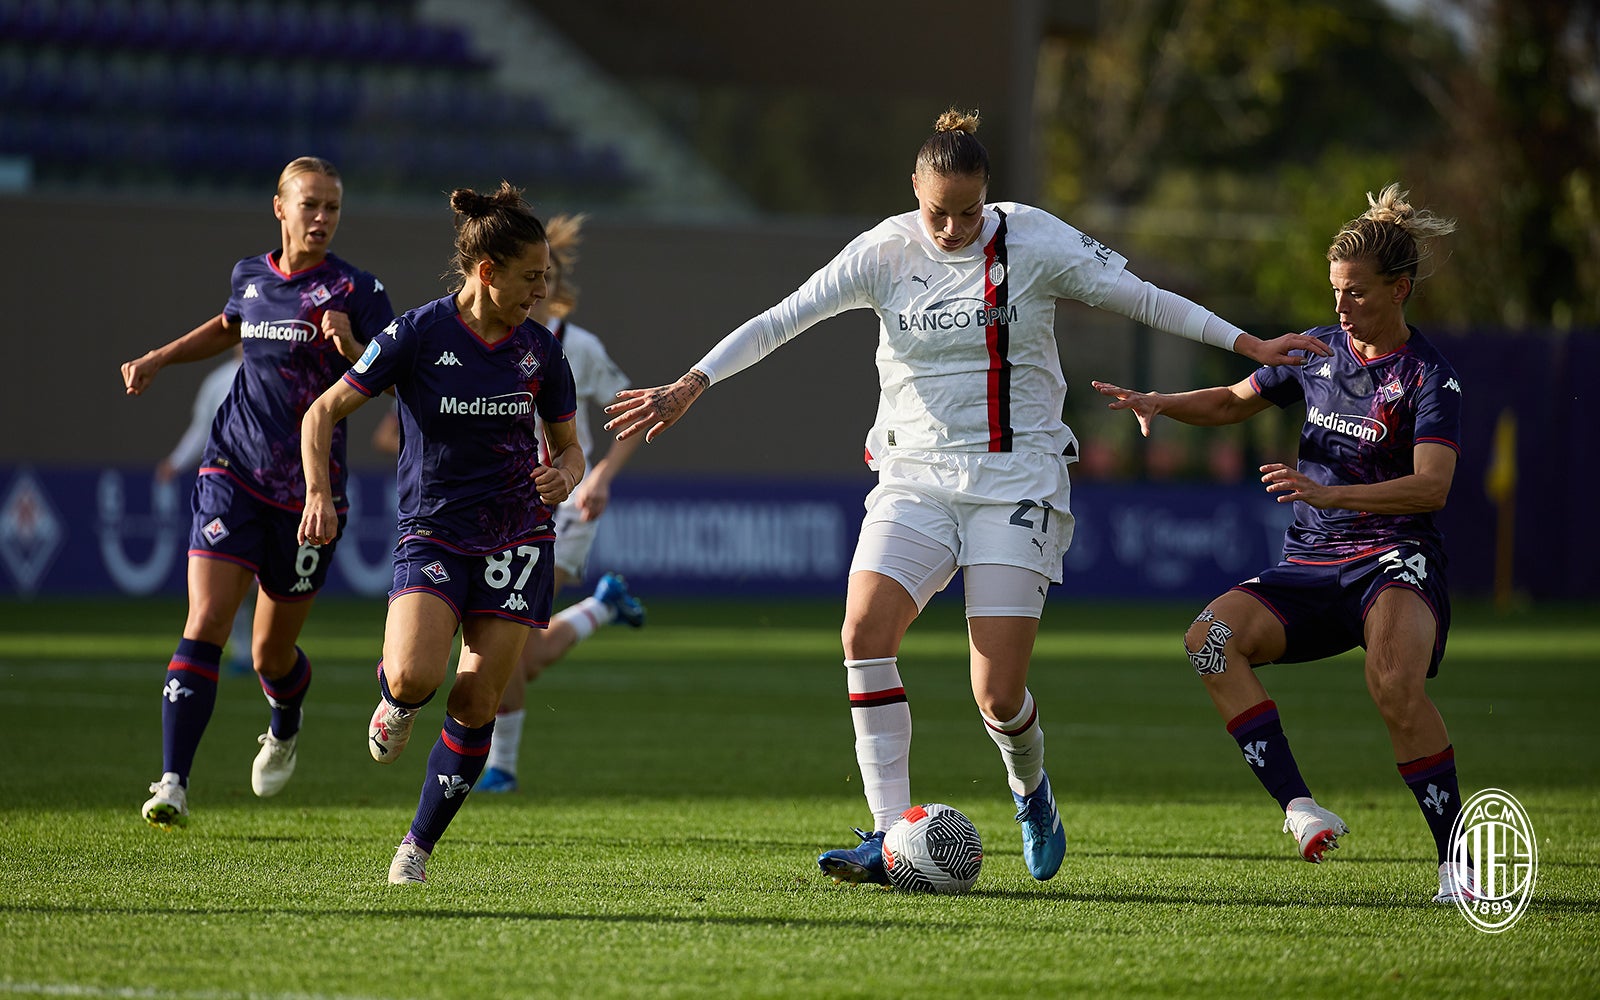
[342, 294, 577, 553]
[1249, 325, 1463, 560]
[207, 251, 394, 509]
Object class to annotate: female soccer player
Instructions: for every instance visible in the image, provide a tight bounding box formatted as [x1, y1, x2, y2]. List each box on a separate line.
[605, 109, 1330, 884]
[477, 212, 646, 795]
[121, 156, 394, 827]
[1093, 184, 1471, 903]
[299, 182, 582, 885]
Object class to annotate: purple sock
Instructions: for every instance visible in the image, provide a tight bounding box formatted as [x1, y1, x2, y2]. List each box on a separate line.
[260, 647, 310, 740]
[407, 716, 495, 850]
[1399, 745, 1462, 865]
[1227, 700, 1313, 810]
[161, 638, 221, 783]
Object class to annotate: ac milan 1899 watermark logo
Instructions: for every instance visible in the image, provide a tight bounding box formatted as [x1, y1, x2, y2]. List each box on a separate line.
[1448, 788, 1537, 933]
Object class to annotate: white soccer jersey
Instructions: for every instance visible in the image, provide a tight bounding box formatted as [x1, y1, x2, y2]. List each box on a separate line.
[552, 318, 629, 458]
[696, 203, 1128, 462]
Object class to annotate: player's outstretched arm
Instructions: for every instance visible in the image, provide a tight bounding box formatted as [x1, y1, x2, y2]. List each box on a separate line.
[1092, 379, 1271, 437]
[604, 369, 709, 444]
[121, 314, 240, 396]
[1233, 332, 1334, 366]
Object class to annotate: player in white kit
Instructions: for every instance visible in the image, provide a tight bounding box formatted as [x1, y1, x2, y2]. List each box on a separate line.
[605, 109, 1331, 884]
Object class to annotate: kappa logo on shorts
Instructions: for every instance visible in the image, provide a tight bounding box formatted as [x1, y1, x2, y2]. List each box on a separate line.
[421, 560, 450, 584]
[518, 351, 540, 378]
[501, 592, 529, 612]
[201, 517, 229, 545]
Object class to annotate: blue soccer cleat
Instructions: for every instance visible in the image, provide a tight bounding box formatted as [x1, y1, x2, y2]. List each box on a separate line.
[817, 827, 889, 885]
[1013, 771, 1066, 880]
[594, 572, 645, 628]
[476, 766, 518, 794]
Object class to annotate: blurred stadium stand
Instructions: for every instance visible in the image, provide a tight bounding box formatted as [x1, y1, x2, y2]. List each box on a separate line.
[0, 0, 749, 214]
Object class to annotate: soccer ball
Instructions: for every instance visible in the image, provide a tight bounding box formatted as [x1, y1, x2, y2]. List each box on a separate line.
[882, 803, 983, 894]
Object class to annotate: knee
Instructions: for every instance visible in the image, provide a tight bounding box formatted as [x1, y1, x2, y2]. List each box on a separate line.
[841, 617, 895, 660]
[1367, 664, 1427, 717]
[446, 684, 498, 728]
[975, 691, 1025, 723]
[1184, 610, 1236, 678]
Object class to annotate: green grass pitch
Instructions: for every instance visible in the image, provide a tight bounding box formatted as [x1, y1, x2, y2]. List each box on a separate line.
[1, 596, 1596, 998]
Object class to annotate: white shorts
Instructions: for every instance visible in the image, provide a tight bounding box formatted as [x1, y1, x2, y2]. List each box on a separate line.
[553, 504, 599, 578]
[849, 451, 1074, 616]
[850, 519, 1052, 618]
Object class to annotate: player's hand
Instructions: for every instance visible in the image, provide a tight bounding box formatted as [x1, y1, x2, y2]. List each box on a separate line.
[1260, 463, 1331, 506]
[1091, 380, 1162, 438]
[121, 353, 162, 396]
[605, 369, 708, 443]
[320, 309, 360, 361]
[573, 476, 610, 521]
[298, 493, 339, 546]
[1239, 333, 1334, 367]
[533, 464, 576, 505]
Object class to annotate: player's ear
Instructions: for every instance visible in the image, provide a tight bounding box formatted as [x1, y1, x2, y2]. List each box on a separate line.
[477, 258, 496, 286]
[272, 195, 285, 221]
[1393, 275, 1412, 304]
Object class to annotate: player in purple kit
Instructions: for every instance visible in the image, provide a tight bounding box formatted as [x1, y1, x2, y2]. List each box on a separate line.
[299, 182, 582, 885]
[1094, 184, 1473, 904]
[121, 156, 395, 827]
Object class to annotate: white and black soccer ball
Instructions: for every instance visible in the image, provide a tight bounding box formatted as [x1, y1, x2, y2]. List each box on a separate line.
[883, 803, 983, 894]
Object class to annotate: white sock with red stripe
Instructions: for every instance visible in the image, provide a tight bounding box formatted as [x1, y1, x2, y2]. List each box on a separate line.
[485, 708, 525, 774]
[983, 689, 1044, 796]
[845, 656, 912, 832]
[558, 596, 613, 639]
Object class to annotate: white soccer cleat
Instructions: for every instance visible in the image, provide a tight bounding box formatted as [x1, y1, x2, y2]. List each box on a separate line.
[1282, 796, 1348, 863]
[368, 700, 416, 763]
[142, 773, 189, 829]
[251, 731, 298, 797]
[388, 842, 430, 884]
[1433, 861, 1476, 904]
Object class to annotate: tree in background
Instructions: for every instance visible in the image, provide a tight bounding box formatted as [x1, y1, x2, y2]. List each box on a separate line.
[1036, 0, 1599, 331]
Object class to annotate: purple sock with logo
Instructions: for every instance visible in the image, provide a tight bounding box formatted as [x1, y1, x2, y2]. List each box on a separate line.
[1226, 700, 1312, 809]
[1399, 745, 1461, 865]
[162, 638, 222, 784]
[260, 646, 310, 740]
[407, 715, 495, 850]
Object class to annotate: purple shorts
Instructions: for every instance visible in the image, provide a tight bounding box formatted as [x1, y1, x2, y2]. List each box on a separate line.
[1232, 543, 1452, 677]
[390, 536, 555, 626]
[188, 471, 343, 601]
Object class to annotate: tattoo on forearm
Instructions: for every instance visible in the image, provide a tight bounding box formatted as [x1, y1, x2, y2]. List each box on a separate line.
[684, 369, 709, 391]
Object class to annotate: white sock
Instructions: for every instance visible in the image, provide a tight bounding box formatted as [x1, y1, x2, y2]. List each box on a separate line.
[982, 689, 1045, 796]
[556, 596, 611, 641]
[485, 708, 525, 774]
[846, 657, 912, 832]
